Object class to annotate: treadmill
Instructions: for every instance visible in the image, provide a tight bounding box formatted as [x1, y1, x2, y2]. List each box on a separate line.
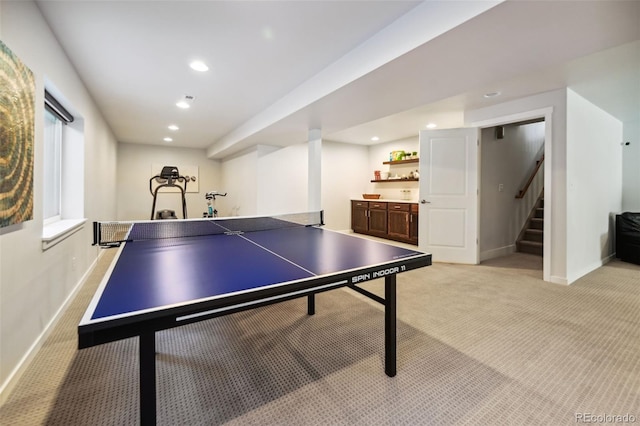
[149, 166, 188, 220]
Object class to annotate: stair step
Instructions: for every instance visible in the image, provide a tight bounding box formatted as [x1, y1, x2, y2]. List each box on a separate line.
[518, 240, 543, 256]
[529, 218, 543, 230]
[524, 229, 543, 242]
[517, 191, 544, 256]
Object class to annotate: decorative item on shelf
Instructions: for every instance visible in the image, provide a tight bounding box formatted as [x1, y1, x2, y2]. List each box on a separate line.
[363, 193, 381, 199]
[374, 170, 381, 180]
[390, 150, 406, 161]
[404, 151, 418, 160]
[381, 171, 390, 180]
[413, 169, 420, 178]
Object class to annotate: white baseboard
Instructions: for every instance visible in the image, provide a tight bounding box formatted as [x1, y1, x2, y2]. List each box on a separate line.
[549, 275, 569, 285]
[0, 252, 102, 406]
[551, 253, 617, 286]
[563, 253, 617, 286]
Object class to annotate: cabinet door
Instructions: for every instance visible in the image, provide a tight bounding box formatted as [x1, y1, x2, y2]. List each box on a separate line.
[351, 201, 369, 233]
[388, 203, 410, 240]
[368, 202, 388, 236]
[409, 204, 419, 244]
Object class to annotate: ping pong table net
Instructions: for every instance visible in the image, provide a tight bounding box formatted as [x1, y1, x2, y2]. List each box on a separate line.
[93, 211, 324, 247]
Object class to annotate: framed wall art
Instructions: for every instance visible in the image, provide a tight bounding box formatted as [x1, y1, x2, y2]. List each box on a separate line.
[1, 39, 35, 228]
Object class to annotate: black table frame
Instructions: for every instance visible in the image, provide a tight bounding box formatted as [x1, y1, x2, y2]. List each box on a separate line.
[79, 255, 431, 425]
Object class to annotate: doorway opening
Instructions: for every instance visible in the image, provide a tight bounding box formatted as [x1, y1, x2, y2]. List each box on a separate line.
[479, 118, 546, 272]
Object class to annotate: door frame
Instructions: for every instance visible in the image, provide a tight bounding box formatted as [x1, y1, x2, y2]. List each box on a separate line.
[470, 107, 554, 283]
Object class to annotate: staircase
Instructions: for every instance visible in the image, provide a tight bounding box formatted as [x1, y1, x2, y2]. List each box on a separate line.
[517, 196, 544, 256]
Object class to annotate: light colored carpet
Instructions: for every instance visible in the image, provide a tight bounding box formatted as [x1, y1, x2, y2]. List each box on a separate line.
[1, 251, 639, 425]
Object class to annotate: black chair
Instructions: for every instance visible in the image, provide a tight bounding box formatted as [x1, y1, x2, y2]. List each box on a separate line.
[616, 212, 640, 265]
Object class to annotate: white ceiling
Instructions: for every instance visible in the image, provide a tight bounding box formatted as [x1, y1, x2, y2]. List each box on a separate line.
[36, 1, 640, 160]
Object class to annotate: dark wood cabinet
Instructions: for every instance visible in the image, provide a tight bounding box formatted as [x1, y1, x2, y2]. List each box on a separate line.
[409, 203, 419, 244]
[351, 201, 369, 233]
[368, 202, 388, 236]
[351, 200, 418, 245]
[388, 203, 410, 240]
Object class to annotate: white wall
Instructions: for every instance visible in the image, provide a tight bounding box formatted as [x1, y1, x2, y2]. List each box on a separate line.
[466, 89, 567, 283]
[116, 143, 222, 220]
[0, 1, 118, 399]
[566, 90, 623, 282]
[622, 119, 640, 211]
[480, 122, 545, 260]
[467, 88, 628, 284]
[120, 139, 352, 224]
[322, 140, 369, 231]
[257, 144, 308, 216]
[220, 148, 258, 217]
[218, 141, 369, 231]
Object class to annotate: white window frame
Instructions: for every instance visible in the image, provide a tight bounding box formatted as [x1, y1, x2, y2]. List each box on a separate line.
[43, 109, 62, 224]
[41, 88, 86, 250]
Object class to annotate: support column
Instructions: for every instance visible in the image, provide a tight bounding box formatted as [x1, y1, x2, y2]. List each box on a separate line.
[308, 128, 322, 212]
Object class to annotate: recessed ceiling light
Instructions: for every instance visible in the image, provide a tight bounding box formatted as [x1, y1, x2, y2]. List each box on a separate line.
[168, 125, 179, 131]
[483, 91, 501, 98]
[426, 123, 437, 129]
[163, 137, 173, 142]
[176, 95, 195, 109]
[189, 60, 209, 72]
[371, 136, 379, 141]
[262, 26, 275, 40]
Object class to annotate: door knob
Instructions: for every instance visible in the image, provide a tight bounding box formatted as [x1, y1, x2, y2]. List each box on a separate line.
[420, 200, 431, 204]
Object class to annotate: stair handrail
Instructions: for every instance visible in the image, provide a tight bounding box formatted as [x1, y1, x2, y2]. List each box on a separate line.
[515, 154, 544, 199]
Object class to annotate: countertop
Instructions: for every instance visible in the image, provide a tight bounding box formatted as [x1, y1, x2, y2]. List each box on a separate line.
[352, 198, 419, 203]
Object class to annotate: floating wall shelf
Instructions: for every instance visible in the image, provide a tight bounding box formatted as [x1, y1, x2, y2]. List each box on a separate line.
[383, 158, 419, 165]
[371, 178, 419, 183]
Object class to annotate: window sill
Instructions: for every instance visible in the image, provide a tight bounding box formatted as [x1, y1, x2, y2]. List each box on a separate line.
[42, 218, 87, 250]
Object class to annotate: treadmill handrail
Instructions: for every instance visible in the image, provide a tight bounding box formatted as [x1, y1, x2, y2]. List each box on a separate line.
[149, 171, 189, 220]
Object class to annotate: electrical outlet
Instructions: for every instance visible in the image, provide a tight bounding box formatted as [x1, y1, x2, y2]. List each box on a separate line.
[498, 184, 504, 192]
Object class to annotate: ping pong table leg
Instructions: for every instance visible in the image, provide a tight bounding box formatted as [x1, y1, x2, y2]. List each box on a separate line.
[139, 332, 157, 426]
[384, 275, 397, 377]
[307, 294, 315, 315]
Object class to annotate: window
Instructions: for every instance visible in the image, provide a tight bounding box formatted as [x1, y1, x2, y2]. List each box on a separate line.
[42, 88, 86, 249]
[43, 109, 62, 221]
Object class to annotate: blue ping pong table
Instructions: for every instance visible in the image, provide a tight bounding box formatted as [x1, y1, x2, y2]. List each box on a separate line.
[79, 213, 431, 425]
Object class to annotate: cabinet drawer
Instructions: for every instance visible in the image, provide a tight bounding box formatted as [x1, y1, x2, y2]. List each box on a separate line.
[411, 203, 418, 213]
[352, 201, 368, 208]
[388, 203, 410, 212]
[369, 202, 387, 210]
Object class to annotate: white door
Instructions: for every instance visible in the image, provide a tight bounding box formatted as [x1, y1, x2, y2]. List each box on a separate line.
[419, 128, 479, 264]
